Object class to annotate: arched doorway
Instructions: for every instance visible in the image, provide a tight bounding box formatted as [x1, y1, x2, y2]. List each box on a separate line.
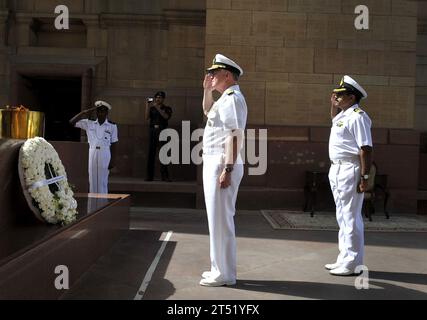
[9, 65, 93, 142]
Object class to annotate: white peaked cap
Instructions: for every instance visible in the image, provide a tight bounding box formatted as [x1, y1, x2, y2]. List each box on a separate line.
[333, 75, 368, 99]
[95, 100, 112, 110]
[206, 54, 244, 76]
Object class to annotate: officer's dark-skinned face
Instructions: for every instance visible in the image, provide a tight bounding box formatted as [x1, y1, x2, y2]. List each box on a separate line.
[96, 107, 108, 124]
[335, 94, 356, 109]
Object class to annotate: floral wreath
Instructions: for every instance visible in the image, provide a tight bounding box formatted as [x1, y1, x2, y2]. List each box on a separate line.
[18, 137, 78, 225]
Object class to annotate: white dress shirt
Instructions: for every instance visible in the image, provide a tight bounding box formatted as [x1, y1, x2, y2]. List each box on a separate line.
[329, 104, 372, 161]
[203, 85, 248, 157]
[75, 119, 118, 148]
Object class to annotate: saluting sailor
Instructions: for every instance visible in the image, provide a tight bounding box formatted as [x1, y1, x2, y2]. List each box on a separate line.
[200, 54, 248, 287]
[326, 76, 373, 276]
[70, 100, 118, 194]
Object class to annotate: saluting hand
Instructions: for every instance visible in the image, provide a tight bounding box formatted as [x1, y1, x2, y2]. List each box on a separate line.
[84, 106, 98, 114]
[331, 93, 339, 108]
[203, 74, 214, 91]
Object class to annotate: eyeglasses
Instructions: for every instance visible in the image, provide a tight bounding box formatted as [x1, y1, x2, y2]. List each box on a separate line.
[335, 92, 350, 97]
[207, 69, 223, 77]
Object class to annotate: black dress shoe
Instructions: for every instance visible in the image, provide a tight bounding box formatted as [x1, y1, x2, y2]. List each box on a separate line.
[162, 177, 172, 182]
[145, 178, 153, 182]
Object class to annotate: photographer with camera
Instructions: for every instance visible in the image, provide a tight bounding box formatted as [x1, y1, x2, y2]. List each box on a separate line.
[145, 91, 173, 182]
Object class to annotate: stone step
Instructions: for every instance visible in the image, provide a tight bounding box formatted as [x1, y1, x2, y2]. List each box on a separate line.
[109, 176, 331, 211]
[109, 176, 198, 193]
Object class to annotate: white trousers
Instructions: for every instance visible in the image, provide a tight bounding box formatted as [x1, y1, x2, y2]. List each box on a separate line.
[88, 148, 111, 194]
[328, 162, 364, 269]
[203, 154, 244, 282]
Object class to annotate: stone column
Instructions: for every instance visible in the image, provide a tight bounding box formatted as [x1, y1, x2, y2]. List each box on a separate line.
[81, 68, 93, 110]
[0, 10, 8, 46]
[84, 16, 107, 50]
[416, 1, 427, 131]
[14, 15, 32, 47]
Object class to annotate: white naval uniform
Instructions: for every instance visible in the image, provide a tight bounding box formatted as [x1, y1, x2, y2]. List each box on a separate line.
[75, 119, 118, 194]
[202, 85, 248, 283]
[328, 104, 372, 269]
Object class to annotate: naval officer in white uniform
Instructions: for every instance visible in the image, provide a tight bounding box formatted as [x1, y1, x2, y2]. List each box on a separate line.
[200, 54, 248, 287]
[326, 76, 373, 276]
[70, 101, 118, 194]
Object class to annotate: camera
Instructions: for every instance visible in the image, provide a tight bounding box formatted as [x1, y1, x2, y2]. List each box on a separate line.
[147, 97, 154, 103]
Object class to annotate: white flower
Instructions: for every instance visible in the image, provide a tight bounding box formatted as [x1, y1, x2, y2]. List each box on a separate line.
[19, 138, 78, 225]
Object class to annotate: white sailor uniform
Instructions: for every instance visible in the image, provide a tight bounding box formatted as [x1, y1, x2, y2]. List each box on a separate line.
[328, 104, 372, 270]
[75, 119, 118, 194]
[202, 85, 248, 283]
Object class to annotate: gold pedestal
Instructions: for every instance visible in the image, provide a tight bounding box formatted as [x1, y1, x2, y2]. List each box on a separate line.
[0, 109, 45, 139]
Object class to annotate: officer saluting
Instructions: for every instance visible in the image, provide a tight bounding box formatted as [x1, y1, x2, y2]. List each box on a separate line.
[70, 100, 118, 194]
[200, 54, 247, 287]
[326, 76, 372, 276]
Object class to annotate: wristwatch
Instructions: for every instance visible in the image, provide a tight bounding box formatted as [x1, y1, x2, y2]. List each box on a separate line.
[224, 166, 234, 173]
[361, 174, 369, 180]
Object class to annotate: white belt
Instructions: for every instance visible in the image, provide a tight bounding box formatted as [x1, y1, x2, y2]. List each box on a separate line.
[203, 152, 223, 156]
[330, 158, 359, 165]
[203, 148, 224, 155]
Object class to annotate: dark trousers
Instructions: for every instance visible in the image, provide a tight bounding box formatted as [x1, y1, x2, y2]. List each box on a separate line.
[146, 127, 169, 180]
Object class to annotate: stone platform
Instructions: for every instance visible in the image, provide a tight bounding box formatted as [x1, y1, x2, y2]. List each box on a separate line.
[0, 193, 130, 299]
[0, 139, 130, 299]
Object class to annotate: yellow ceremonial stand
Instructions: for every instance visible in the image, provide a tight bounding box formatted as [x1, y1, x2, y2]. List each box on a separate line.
[0, 109, 45, 139]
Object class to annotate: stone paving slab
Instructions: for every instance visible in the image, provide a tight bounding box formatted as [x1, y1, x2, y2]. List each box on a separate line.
[63, 208, 427, 300]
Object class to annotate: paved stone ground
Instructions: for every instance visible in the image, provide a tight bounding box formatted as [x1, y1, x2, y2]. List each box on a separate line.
[63, 208, 427, 300]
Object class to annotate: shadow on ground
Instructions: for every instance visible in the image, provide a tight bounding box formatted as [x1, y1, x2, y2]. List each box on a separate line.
[63, 230, 177, 300]
[234, 277, 427, 300]
[132, 210, 427, 250]
[369, 271, 427, 286]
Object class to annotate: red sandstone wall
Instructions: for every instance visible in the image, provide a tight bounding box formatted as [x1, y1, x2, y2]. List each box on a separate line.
[237, 126, 420, 213]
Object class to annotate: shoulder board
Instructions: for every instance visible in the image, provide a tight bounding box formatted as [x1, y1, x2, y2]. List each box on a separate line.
[109, 121, 117, 125]
[225, 89, 235, 96]
[353, 107, 364, 114]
